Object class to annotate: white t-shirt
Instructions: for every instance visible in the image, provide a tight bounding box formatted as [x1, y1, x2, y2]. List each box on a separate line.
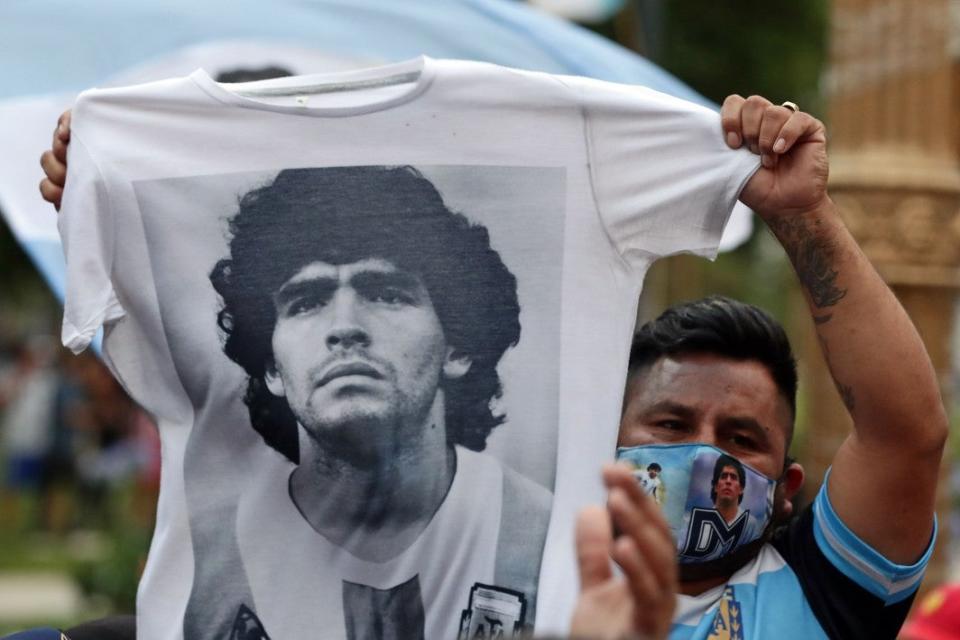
[58, 56, 759, 640]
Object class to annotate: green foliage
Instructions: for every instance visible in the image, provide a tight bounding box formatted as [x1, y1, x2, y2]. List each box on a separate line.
[0, 216, 59, 337]
[70, 529, 146, 613]
[0, 484, 150, 628]
[0, 619, 78, 636]
[0, 219, 42, 301]
[659, 1, 829, 116]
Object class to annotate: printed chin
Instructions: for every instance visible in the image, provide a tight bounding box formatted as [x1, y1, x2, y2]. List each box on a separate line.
[311, 397, 395, 429]
[301, 407, 400, 466]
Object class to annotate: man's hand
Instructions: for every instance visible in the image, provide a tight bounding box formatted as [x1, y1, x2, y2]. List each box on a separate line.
[722, 95, 829, 220]
[39, 110, 71, 211]
[570, 464, 677, 640]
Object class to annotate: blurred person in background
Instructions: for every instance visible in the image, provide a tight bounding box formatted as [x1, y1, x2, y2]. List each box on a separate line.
[67, 353, 159, 529]
[38, 348, 90, 533]
[0, 336, 58, 531]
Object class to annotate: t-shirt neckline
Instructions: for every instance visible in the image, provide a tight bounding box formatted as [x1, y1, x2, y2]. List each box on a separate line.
[189, 55, 435, 117]
[273, 444, 482, 571]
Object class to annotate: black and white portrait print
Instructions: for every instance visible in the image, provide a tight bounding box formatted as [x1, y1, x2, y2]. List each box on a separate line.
[133, 165, 564, 639]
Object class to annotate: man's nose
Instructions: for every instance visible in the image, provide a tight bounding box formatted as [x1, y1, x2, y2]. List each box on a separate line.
[325, 289, 370, 350]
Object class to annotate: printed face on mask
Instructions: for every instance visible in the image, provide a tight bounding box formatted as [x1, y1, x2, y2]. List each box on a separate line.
[616, 444, 776, 564]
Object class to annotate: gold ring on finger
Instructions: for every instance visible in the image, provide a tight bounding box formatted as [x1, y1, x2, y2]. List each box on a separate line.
[780, 101, 800, 113]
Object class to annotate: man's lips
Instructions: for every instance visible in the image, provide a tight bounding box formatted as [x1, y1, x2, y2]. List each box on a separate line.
[317, 362, 384, 386]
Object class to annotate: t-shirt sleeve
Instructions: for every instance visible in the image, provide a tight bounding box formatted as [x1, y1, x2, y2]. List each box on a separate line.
[575, 78, 760, 265]
[810, 472, 934, 604]
[57, 129, 125, 354]
[773, 474, 935, 639]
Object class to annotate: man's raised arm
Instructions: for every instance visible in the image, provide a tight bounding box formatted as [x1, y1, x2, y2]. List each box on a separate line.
[722, 94, 947, 564]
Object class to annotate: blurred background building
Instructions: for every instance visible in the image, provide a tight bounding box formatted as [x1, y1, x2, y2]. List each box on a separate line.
[2, 0, 957, 631]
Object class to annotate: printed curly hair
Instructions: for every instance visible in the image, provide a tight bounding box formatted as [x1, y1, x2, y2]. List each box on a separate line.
[209, 166, 521, 463]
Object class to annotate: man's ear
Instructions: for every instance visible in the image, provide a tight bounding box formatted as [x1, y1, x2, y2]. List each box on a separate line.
[442, 348, 472, 381]
[776, 461, 805, 520]
[264, 360, 286, 398]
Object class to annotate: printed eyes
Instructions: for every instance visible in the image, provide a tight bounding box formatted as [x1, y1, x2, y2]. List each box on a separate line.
[367, 286, 415, 305]
[286, 294, 323, 316]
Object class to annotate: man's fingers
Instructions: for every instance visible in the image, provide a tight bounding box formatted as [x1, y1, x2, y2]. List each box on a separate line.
[57, 110, 72, 142]
[51, 109, 72, 164]
[604, 464, 677, 592]
[39, 179, 63, 211]
[603, 463, 645, 504]
[612, 536, 659, 601]
[603, 464, 671, 538]
[40, 148, 67, 212]
[721, 94, 826, 165]
[758, 106, 793, 154]
[52, 110, 71, 163]
[575, 505, 614, 590]
[771, 112, 825, 155]
[720, 94, 746, 148]
[52, 135, 69, 164]
[52, 123, 70, 162]
[756, 105, 794, 169]
[43, 109, 73, 211]
[40, 149, 67, 187]
[607, 488, 676, 591]
[611, 536, 674, 635]
[740, 95, 772, 155]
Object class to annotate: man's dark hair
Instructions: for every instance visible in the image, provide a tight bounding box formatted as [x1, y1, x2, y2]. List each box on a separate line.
[626, 296, 798, 432]
[711, 454, 746, 505]
[209, 166, 521, 463]
[647, 462, 662, 472]
[214, 66, 293, 83]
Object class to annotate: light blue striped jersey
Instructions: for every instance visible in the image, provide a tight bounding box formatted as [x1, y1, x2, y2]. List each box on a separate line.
[669, 478, 935, 640]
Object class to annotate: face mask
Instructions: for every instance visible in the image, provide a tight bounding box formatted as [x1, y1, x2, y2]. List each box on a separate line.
[615, 443, 776, 564]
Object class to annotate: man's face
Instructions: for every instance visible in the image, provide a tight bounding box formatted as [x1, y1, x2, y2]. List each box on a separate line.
[619, 353, 792, 480]
[619, 352, 805, 581]
[714, 465, 743, 506]
[648, 469, 659, 480]
[265, 258, 469, 450]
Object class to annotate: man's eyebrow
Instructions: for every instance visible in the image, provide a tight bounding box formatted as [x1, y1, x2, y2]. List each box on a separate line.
[273, 277, 336, 307]
[350, 270, 423, 291]
[642, 401, 696, 419]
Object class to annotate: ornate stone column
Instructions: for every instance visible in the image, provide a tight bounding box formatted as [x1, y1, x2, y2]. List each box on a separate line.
[808, 0, 959, 585]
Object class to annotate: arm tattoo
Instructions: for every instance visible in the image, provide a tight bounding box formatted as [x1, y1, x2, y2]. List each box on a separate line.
[817, 332, 856, 412]
[768, 217, 847, 312]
